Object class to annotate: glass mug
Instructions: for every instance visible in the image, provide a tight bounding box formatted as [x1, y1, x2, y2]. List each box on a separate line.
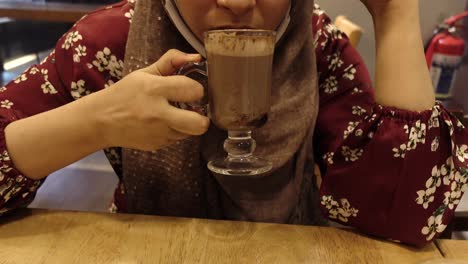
[177, 29, 276, 176]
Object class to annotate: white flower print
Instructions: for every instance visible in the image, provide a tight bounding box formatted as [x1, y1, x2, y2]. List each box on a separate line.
[443, 190, 460, 210]
[321, 195, 358, 223]
[321, 75, 338, 94]
[342, 64, 356, 80]
[431, 137, 439, 152]
[109, 202, 118, 213]
[41, 81, 58, 94]
[93, 48, 111, 71]
[322, 152, 334, 165]
[0, 152, 11, 180]
[104, 147, 122, 166]
[321, 195, 339, 209]
[341, 146, 363, 162]
[414, 121, 427, 141]
[313, 4, 325, 16]
[0, 165, 11, 181]
[416, 187, 435, 209]
[0, 150, 10, 162]
[416, 155, 466, 212]
[16, 175, 24, 183]
[428, 106, 440, 129]
[39, 50, 54, 65]
[421, 214, 447, 241]
[392, 144, 407, 158]
[104, 79, 115, 89]
[455, 145, 468, 163]
[71, 80, 90, 99]
[405, 120, 427, 151]
[355, 129, 363, 137]
[313, 29, 322, 49]
[0, 86, 6, 93]
[92, 47, 124, 79]
[109, 58, 124, 78]
[2, 183, 24, 202]
[440, 158, 455, 186]
[426, 166, 442, 189]
[352, 106, 366, 116]
[404, 124, 409, 134]
[29, 181, 41, 193]
[41, 69, 48, 76]
[443, 118, 455, 137]
[125, 8, 134, 23]
[324, 23, 343, 41]
[29, 67, 39, 75]
[61, 31, 83, 50]
[14, 74, 27, 83]
[352, 87, 363, 94]
[366, 113, 377, 123]
[444, 171, 468, 209]
[312, 40, 318, 50]
[327, 52, 343, 71]
[0, 100, 13, 109]
[0, 163, 11, 173]
[343, 121, 359, 139]
[73, 45, 87, 63]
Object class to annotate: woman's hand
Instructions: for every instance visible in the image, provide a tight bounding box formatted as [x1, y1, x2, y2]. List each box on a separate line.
[97, 49, 210, 151]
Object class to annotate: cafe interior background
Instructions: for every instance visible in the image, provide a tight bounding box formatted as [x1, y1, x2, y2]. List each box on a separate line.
[0, 0, 466, 239]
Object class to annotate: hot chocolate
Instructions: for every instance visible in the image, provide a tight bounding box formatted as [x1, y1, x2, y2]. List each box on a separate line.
[204, 30, 275, 130]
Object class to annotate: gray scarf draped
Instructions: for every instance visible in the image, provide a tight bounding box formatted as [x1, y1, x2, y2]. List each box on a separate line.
[121, 0, 324, 225]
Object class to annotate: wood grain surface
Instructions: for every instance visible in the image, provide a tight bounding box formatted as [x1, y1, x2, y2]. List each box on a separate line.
[0, 209, 444, 264]
[0, 2, 102, 22]
[436, 239, 468, 260]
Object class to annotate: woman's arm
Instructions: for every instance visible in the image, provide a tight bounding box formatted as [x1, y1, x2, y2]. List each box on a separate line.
[5, 90, 108, 180]
[313, 4, 467, 247]
[367, 0, 435, 111]
[5, 50, 207, 181]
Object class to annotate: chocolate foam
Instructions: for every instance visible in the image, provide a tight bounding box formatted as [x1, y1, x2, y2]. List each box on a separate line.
[204, 30, 276, 57]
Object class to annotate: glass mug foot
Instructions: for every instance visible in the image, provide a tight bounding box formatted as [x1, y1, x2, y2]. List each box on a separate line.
[208, 156, 272, 176]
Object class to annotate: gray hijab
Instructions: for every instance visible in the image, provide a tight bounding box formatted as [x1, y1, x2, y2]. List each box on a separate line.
[121, 0, 323, 224]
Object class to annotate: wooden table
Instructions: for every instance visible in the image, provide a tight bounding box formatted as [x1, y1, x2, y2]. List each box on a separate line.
[0, 209, 445, 263]
[0, 1, 103, 23]
[436, 240, 468, 260]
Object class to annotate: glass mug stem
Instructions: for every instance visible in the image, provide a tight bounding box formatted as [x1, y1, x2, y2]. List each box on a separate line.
[224, 130, 256, 159]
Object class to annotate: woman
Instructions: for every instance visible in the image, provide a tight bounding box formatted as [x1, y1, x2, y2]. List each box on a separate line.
[0, 0, 466, 247]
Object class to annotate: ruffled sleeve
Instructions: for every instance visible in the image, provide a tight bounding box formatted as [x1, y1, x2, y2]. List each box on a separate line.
[0, 1, 132, 215]
[313, 4, 468, 247]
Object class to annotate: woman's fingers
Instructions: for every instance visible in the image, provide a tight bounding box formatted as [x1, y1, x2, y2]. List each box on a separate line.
[142, 49, 202, 76]
[154, 75, 204, 103]
[162, 106, 210, 136]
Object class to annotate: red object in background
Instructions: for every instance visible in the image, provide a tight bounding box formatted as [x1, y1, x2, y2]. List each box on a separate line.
[426, 12, 468, 100]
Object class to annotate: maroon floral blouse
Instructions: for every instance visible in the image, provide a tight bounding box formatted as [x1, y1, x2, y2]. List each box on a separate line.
[0, 0, 466, 247]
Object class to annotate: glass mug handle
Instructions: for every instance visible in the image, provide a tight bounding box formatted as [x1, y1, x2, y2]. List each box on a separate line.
[175, 61, 209, 116]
